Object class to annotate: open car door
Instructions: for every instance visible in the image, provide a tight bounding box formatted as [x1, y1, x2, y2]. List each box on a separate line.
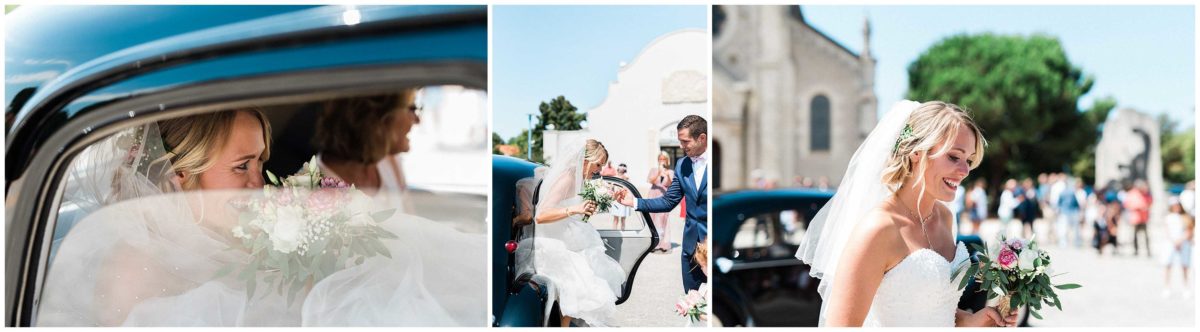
[589, 176, 659, 304]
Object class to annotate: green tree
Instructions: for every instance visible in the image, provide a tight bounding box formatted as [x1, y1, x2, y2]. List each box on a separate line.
[907, 33, 1100, 195]
[505, 129, 532, 160]
[491, 132, 505, 155]
[530, 96, 587, 163]
[1161, 119, 1195, 184]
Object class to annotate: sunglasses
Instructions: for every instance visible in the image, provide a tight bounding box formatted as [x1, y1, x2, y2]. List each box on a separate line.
[407, 104, 424, 117]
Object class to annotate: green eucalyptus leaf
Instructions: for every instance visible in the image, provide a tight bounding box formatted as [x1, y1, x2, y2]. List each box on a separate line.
[245, 277, 257, 300]
[371, 208, 397, 223]
[377, 227, 399, 239]
[213, 264, 235, 279]
[267, 170, 280, 186]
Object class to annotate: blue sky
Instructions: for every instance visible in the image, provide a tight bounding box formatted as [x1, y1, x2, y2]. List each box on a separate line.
[802, 5, 1195, 130]
[491, 5, 707, 139]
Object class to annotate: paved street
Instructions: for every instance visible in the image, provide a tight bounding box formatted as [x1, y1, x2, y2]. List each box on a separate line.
[609, 207, 696, 327]
[968, 216, 1195, 327]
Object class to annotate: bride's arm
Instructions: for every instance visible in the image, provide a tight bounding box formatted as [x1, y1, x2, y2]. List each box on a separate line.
[823, 211, 900, 327]
[533, 170, 592, 224]
[95, 243, 163, 326]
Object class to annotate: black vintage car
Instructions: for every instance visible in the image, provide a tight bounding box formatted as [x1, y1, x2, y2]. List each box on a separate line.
[712, 188, 1029, 327]
[491, 155, 660, 327]
[5, 5, 487, 326]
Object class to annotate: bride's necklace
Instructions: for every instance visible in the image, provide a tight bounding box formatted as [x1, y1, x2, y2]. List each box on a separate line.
[895, 198, 936, 247]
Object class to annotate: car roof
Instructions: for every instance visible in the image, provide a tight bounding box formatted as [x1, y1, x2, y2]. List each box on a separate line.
[714, 188, 834, 213]
[5, 5, 486, 186]
[5, 6, 316, 111]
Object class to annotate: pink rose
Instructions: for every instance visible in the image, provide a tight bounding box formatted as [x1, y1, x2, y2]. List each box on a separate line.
[685, 290, 703, 307]
[307, 189, 344, 213]
[997, 246, 1018, 270]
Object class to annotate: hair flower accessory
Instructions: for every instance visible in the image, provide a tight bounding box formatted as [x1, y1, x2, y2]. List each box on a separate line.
[893, 124, 914, 153]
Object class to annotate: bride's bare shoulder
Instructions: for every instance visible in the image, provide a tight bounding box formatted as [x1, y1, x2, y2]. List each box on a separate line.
[853, 206, 905, 248]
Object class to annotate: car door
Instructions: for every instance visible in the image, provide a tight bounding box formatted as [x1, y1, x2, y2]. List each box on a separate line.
[589, 176, 659, 304]
[520, 175, 659, 304]
[721, 203, 821, 326]
[4, 6, 486, 326]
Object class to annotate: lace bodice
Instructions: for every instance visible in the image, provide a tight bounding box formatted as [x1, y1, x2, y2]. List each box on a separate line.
[862, 242, 969, 327]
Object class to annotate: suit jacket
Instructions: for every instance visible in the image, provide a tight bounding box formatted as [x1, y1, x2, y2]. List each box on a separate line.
[636, 156, 708, 255]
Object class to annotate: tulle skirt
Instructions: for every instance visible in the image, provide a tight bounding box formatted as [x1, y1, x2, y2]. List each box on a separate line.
[36, 193, 486, 327]
[530, 220, 625, 326]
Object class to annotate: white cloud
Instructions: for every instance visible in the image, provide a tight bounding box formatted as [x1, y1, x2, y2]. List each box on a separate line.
[22, 59, 71, 67]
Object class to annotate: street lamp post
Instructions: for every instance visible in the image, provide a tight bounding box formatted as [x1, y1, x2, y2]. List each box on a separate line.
[526, 113, 534, 161]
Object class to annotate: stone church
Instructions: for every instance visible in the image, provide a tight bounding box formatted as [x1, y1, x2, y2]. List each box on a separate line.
[713, 5, 877, 190]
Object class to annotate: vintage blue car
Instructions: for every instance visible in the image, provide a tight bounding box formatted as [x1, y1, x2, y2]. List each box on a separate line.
[5, 5, 487, 326]
[712, 188, 1029, 327]
[491, 155, 660, 327]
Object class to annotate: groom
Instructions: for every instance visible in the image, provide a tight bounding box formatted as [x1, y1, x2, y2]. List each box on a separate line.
[615, 115, 708, 293]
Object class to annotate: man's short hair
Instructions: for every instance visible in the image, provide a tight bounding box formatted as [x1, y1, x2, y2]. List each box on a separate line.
[677, 115, 707, 138]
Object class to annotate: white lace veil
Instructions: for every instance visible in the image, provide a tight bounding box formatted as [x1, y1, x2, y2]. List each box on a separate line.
[533, 134, 588, 226]
[61, 123, 179, 214]
[794, 100, 922, 326]
[41, 122, 247, 326]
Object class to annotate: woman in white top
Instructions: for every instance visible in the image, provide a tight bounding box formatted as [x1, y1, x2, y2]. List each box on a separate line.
[998, 179, 1019, 227]
[313, 90, 418, 210]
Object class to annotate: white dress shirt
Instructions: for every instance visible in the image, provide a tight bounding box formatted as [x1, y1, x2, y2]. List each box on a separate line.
[690, 152, 708, 191]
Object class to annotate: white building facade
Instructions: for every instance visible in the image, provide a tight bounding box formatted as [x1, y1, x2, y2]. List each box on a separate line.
[544, 29, 710, 194]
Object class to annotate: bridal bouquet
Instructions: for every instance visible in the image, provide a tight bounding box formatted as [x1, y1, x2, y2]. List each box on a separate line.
[578, 179, 615, 222]
[958, 234, 1081, 320]
[674, 288, 708, 323]
[218, 156, 398, 304]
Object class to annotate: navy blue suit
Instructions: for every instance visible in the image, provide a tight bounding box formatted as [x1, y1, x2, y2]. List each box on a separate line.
[636, 156, 708, 292]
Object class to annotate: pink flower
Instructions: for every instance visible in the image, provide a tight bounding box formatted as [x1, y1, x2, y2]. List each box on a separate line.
[307, 189, 344, 213]
[1007, 238, 1025, 251]
[685, 290, 703, 306]
[274, 190, 295, 205]
[997, 245, 1018, 270]
[319, 176, 349, 189]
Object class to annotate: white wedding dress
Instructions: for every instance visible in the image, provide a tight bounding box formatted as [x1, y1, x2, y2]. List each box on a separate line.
[516, 139, 624, 326]
[862, 242, 969, 327]
[36, 125, 485, 327]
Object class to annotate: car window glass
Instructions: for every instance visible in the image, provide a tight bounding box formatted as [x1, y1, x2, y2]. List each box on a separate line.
[42, 87, 487, 326]
[587, 179, 647, 232]
[731, 209, 810, 255]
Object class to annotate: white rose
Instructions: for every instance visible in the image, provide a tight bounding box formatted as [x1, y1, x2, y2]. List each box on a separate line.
[987, 239, 1002, 260]
[270, 206, 306, 253]
[287, 174, 313, 188]
[232, 226, 249, 240]
[1018, 249, 1038, 271]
